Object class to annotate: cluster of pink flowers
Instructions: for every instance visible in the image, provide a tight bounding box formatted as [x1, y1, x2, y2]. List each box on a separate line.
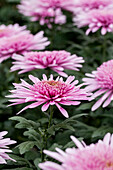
[2, 1, 113, 168]
[0, 24, 26, 38]
[0, 131, 16, 164]
[73, 0, 113, 13]
[74, 8, 113, 35]
[10, 51, 84, 77]
[0, 24, 50, 63]
[83, 60, 113, 111]
[6, 74, 88, 118]
[18, 0, 75, 27]
[73, 0, 113, 35]
[39, 133, 113, 170]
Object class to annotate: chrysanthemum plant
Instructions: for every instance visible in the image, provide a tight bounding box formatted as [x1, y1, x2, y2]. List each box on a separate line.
[7, 70, 89, 167]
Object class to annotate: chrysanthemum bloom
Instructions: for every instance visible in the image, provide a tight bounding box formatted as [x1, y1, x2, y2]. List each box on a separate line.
[0, 24, 27, 38]
[73, 8, 113, 35]
[0, 131, 16, 164]
[0, 28, 50, 63]
[39, 133, 113, 170]
[18, 0, 75, 27]
[10, 51, 84, 77]
[73, 0, 113, 14]
[6, 74, 88, 118]
[82, 60, 113, 111]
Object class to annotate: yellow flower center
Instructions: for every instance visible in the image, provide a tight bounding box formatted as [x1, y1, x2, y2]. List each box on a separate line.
[46, 80, 59, 86]
[0, 29, 4, 32]
[106, 162, 113, 168]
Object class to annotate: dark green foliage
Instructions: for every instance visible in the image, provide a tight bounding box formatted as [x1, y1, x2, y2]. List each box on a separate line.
[1, 0, 113, 169]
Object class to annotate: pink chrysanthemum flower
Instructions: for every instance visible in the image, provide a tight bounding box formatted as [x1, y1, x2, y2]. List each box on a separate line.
[0, 131, 16, 164]
[39, 133, 113, 170]
[10, 51, 84, 77]
[6, 74, 88, 118]
[0, 25, 50, 63]
[73, 0, 113, 14]
[73, 8, 113, 35]
[18, 0, 75, 27]
[82, 60, 113, 111]
[0, 24, 27, 38]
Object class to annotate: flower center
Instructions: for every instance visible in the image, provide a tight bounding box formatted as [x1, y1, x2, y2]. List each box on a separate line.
[0, 29, 6, 37]
[46, 80, 59, 86]
[33, 79, 72, 98]
[106, 162, 113, 168]
[95, 60, 113, 89]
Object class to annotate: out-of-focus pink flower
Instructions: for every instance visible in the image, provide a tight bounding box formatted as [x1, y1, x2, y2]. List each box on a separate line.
[11, 51, 84, 77]
[83, 60, 113, 111]
[39, 133, 113, 170]
[73, 8, 113, 35]
[0, 24, 50, 63]
[73, 0, 113, 14]
[0, 24, 27, 38]
[0, 131, 16, 164]
[6, 74, 88, 118]
[18, 0, 75, 27]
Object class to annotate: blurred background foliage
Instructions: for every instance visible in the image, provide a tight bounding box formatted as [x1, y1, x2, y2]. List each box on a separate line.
[0, 0, 113, 169]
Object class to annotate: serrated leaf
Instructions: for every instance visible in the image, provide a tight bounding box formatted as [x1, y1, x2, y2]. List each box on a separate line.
[76, 103, 93, 111]
[4, 168, 33, 170]
[34, 158, 41, 169]
[47, 123, 75, 135]
[92, 126, 113, 138]
[7, 154, 28, 166]
[24, 129, 42, 149]
[9, 116, 40, 129]
[24, 129, 40, 140]
[17, 141, 38, 155]
[64, 113, 88, 123]
[49, 143, 62, 151]
[63, 137, 83, 149]
[6, 0, 20, 3]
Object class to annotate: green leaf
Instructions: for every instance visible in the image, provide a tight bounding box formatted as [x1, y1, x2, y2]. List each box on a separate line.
[7, 154, 28, 166]
[47, 123, 75, 135]
[76, 103, 93, 111]
[92, 126, 113, 138]
[64, 114, 88, 123]
[4, 168, 33, 170]
[6, 0, 20, 3]
[47, 114, 87, 135]
[9, 116, 40, 129]
[49, 143, 62, 151]
[24, 129, 40, 140]
[34, 158, 41, 169]
[63, 137, 83, 149]
[24, 129, 42, 149]
[17, 141, 38, 155]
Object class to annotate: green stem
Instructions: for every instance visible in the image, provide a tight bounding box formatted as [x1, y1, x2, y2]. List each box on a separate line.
[46, 68, 50, 79]
[102, 36, 107, 62]
[41, 106, 54, 162]
[41, 148, 44, 162]
[48, 105, 54, 128]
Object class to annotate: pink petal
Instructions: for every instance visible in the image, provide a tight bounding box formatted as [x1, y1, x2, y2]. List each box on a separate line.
[55, 103, 69, 118]
[41, 102, 50, 112]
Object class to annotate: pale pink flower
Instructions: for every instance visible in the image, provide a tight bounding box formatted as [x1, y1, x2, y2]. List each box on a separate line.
[73, 0, 113, 14]
[0, 24, 27, 38]
[0, 131, 16, 164]
[18, 0, 75, 27]
[73, 8, 113, 35]
[0, 26, 50, 63]
[10, 51, 84, 77]
[6, 74, 88, 118]
[39, 133, 113, 170]
[83, 60, 113, 111]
